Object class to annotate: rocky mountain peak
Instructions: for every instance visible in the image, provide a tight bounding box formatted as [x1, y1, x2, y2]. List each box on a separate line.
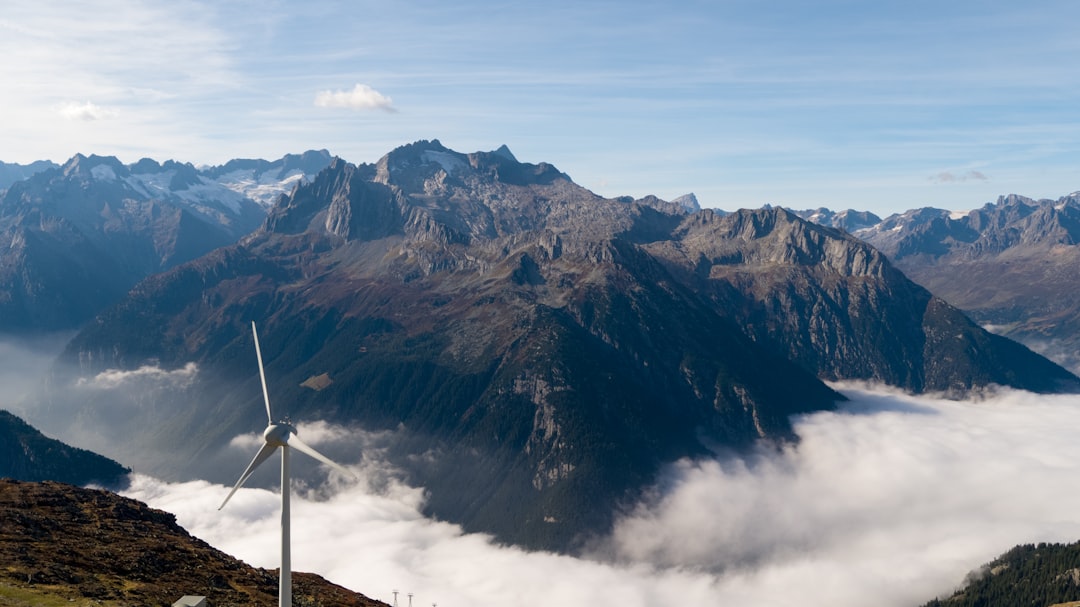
[130, 157, 164, 174]
[61, 153, 128, 181]
[373, 139, 454, 185]
[372, 139, 571, 192]
[671, 193, 701, 212]
[492, 143, 517, 161]
[792, 207, 882, 232]
[278, 148, 335, 176]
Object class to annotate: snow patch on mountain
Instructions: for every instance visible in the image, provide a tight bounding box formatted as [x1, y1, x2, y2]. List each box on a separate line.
[90, 164, 118, 182]
[422, 149, 468, 175]
[175, 180, 249, 214]
[215, 168, 308, 207]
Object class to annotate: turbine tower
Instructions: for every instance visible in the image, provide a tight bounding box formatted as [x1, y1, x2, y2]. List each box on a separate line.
[219, 322, 353, 607]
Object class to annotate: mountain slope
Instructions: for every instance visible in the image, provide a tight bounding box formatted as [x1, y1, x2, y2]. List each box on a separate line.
[38, 140, 1077, 552]
[0, 410, 129, 487]
[0, 479, 385, 607]
[647, 207, 1079, 394]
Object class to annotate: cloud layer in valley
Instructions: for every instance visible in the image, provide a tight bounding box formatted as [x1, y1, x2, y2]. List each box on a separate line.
[123, 384, 1080, 607]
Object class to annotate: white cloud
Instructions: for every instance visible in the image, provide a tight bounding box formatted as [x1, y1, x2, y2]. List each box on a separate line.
[314, 84, 396, 112]
[77, 362, 198, 390]
[122, 386, 1080, 607]
[58, 100, 117, 121]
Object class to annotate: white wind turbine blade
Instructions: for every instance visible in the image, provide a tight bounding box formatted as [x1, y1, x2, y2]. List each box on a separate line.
[252, 321, 274, 424]
[288, 434, 356, 478]
[218, 441, 278, 510]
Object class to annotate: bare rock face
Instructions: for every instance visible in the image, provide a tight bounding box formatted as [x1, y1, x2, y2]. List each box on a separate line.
[646, 207, 1078, 394]
[0, 479, 385, 606]
[41, 140, 1078, 553]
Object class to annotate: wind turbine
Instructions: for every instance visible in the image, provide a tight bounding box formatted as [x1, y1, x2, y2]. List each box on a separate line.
[219, 321, 353, 607]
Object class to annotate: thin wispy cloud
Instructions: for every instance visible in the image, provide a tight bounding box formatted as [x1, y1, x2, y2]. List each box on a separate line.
[314, 84, 397, 112]
[125, 385, 1080, 607]
[77, 362, 198, 390]
[929, 170, 990, 183]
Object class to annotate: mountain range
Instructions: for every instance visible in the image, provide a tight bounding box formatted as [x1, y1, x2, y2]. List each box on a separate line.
[0, 150, 332, 333]
[9, 139, 1071, 553]
[793, 192, 1080, 374]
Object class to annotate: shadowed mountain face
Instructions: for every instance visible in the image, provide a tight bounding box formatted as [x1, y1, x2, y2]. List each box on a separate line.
[39, 140, 1078, 551]
[856, 193, 1080, 374]
[0, 479, 385, 606]
[0, 410, 129, 487]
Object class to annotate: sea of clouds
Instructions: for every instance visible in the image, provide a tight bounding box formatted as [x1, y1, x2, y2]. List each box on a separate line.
[119, 384, 1080, 607]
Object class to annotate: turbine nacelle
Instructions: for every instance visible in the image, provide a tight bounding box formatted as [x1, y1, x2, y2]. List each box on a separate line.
[264, 422, 296, 447]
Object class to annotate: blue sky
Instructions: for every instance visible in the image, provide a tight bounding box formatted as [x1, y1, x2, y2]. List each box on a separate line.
[2, 0, 1078, 215]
